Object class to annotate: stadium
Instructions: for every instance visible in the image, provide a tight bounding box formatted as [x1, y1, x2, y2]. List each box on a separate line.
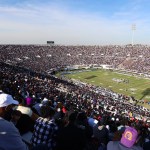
[1, 44, 150, 149]
[1, 44, 150, 105]
[1, 0, 150, 150]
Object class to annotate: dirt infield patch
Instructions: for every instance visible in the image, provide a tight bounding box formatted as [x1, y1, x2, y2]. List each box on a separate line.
[85, 75, 97, 80]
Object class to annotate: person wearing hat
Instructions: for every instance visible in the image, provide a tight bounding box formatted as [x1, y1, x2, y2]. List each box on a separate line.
[0, 93, 29, 150]
[107, 127, 143, 150]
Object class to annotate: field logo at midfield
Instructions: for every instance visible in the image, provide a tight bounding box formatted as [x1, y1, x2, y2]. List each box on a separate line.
[85, 75, 97, 80]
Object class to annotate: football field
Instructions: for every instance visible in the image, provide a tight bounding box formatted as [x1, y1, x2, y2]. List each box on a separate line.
[65, 69, 150, 104]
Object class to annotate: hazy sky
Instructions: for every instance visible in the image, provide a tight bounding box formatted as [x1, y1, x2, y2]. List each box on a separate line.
[0, 0, 150, 45]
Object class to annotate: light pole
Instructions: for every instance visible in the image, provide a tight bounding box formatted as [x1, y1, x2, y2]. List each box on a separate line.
[131, 24, 136, 46]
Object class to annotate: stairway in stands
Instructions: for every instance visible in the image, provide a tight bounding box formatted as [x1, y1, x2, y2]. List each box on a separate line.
[118, 57, 134, 69]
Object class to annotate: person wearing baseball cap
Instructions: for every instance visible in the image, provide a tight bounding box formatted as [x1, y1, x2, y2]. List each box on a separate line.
[0, 93, 19, 107]
[0, 93, 29, 150]
[107, 127, 143, 150]
[0, 93, 19, 120]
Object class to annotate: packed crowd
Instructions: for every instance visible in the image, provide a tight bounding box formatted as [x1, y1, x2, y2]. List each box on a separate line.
[0, 44, 150, 73]
[0, 62, 150, 150]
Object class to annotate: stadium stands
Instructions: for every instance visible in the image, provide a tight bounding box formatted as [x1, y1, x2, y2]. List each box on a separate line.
[0, 44, 150, 74]
[0, 44, 150, 150]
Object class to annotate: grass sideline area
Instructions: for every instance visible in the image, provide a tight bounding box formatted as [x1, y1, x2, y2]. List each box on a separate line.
[64, 69, 150, 108]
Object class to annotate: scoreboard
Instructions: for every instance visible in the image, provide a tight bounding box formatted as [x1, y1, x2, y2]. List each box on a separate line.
[47, 41, 54, 45]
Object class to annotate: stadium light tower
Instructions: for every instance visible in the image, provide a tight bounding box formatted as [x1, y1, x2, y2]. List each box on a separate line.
[131, 24, 136, 46]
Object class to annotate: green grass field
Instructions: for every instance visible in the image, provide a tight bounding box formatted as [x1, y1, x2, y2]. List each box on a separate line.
[65, 69, 150, 105]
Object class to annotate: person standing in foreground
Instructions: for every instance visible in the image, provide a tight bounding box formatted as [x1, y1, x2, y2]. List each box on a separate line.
[107, 127, 143, 150]
[0, 93, 29, 150]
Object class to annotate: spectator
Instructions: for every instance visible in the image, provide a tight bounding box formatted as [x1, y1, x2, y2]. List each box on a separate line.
[93, 120, 109, 148]
[0, 93, 29, 150]
[31, 105, 58, 150]
[107, 127, 143, 150]
[56, 111, 86, 150]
